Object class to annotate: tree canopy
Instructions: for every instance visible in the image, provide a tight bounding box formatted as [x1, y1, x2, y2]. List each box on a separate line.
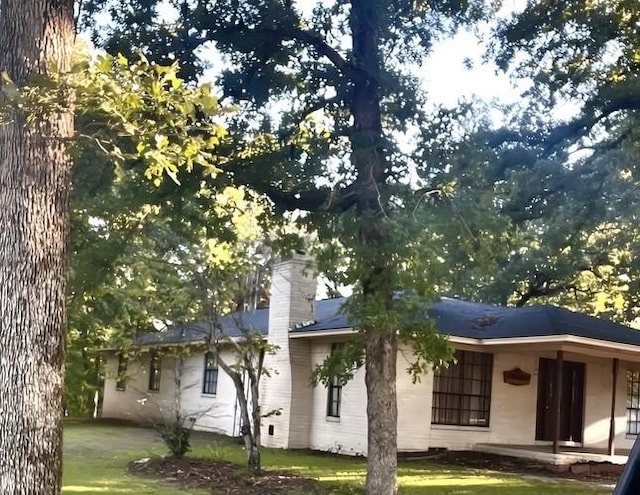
[450, 0, 640, 320]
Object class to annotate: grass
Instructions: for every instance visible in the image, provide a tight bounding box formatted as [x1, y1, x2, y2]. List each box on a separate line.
[63, 421, 612, 495]
[63, 421, 208, 495]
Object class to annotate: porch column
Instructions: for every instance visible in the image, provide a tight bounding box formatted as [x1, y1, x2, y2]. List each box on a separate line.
[608, 358, 619, 456]
[553, 350, 564, 454]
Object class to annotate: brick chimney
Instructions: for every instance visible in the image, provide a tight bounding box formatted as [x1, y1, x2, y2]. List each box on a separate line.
[261, 253, 316, 449]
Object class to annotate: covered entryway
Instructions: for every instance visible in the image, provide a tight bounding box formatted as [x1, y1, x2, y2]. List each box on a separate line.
[536, 356, 585, 443]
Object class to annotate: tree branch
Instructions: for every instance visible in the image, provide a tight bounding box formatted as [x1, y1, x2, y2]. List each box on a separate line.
[270, 26, 363, 83]
[261, 183, 358, 214]
[514, 280, 577, 307]
[285, 95, 341, 132]
[488, 91, 640, 156]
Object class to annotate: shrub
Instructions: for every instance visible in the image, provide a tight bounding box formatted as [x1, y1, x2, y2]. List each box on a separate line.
[158, 422, 191, 459]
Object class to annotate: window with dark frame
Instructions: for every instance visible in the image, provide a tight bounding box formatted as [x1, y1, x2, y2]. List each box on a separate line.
[327, 375, 342, 418]
[326, 343, 343, 418]
[432, 350, 493, 427]
[116, 353, 127, 391]
[202, 352, 219, 395]
[148, 351, 161, 391]
[627, 370, 640, 435]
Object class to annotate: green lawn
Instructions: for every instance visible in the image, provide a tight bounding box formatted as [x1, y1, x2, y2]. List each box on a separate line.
[63, 421, 208, 495]
[63, 421, 612, 495]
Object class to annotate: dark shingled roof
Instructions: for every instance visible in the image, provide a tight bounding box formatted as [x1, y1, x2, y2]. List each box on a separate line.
[428, 298, 640, 346]
[130, 297, 640, 348]
[296, 297, 640, 347]
[131, 308, 270, 346]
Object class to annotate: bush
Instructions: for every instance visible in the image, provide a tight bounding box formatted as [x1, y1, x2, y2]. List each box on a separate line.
[158, 422, 191, 459]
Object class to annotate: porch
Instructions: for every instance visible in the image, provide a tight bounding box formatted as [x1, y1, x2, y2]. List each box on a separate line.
[474, 442, 630, 466]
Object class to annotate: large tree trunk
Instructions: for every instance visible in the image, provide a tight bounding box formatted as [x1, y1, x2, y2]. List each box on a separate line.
[365, 330, 398, 495]
[350, 1, 398, 494]
[0, 1, 75, 494]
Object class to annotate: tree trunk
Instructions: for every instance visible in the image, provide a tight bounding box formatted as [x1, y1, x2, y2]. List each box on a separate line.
[249, 363, 262, 475]
[365, 331, 398, 495]
[349, 1, 398, 494]
[225, 362, 261, 474]
[0, 1, 74, 494]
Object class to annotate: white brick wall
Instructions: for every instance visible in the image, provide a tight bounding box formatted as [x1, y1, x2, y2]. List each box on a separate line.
[102, 351, 177, 424]
[288, 339, 314, 448]
[309, 341, 367, 455]
[397, 344, 432, 451]
[178, 348, 243, 436]
[306, 345, 634, 453]
[577, 353, 636, 451]
[102, 348, 242, 436]
[104, 342, 638, 454]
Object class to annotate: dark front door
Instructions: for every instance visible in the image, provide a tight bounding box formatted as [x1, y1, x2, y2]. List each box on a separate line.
[535, 357, 585, 442]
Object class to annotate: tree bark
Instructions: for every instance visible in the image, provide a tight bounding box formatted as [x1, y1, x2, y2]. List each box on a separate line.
[365, 330, 398, 495]
[0, 1, 74, 494]
[349, 1, 398, 494]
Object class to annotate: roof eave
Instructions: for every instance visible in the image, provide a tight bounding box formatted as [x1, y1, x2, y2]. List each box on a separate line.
[289, 329, 640, 355]
[448, 334, 640, 354]
[289, 327, 356, 338]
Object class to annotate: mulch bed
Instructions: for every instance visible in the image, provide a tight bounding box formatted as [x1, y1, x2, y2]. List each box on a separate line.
[129, 457, 324, 495]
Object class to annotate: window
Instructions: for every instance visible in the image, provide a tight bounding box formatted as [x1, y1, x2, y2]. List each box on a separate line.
[202, 352, 219, 395]
[627, 370, 640, 435]
[327, 375, 342, 418]
[115, 353, 127, 391]
[326, 343, 343, 418]
[432, 350, 493, 427]
[148, 352, 161, 391]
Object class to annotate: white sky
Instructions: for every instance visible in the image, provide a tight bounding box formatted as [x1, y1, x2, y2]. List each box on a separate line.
[422, 30, 522, 109]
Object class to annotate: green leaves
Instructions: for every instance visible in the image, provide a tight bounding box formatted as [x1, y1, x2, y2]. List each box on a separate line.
[0, 51, 231, 186]
[75, 54, 230, 186]
[310, 341, 365, 387]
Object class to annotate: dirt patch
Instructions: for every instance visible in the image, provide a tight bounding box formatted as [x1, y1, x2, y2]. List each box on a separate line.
[129, 457, 325, 495]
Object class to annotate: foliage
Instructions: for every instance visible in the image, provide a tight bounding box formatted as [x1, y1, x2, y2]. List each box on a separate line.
[1, 52, 229, 186]
[75, 54, 229, 185]
[158, 422, 191, 459]
[57, 52, 249, 416]
[83, 169, 281, 472]
[412, 117, 640, 326]
[411, 0, 640, 322]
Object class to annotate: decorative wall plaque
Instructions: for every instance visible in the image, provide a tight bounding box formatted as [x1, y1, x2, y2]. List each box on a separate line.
[503, 367, 531, 386]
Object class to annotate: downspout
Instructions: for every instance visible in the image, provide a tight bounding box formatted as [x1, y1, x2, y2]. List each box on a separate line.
[608, 358, 619, 456]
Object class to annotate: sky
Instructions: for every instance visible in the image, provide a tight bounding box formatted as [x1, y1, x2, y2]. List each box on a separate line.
[423, 30, 522, 109]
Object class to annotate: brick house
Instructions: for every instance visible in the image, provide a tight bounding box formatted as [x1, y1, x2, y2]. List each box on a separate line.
[102, 255, 640, 462]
